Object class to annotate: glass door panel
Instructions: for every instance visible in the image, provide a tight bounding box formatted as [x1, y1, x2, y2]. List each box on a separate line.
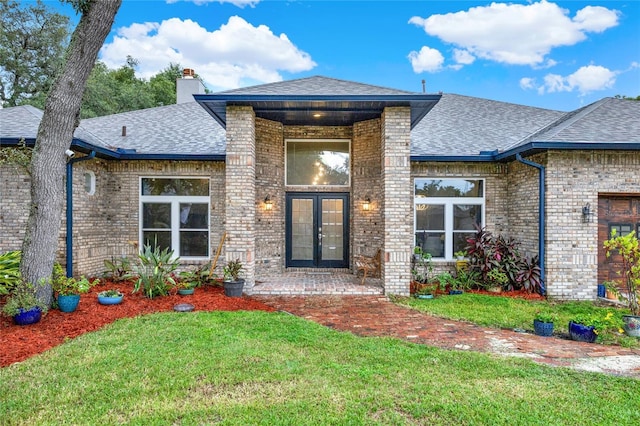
[321, 199, 344, 261]
[291, 199, 314, 261]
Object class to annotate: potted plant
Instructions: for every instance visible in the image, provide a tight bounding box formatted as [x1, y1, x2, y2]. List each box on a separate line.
[223, 259, 244, 297]
[2, 283, 48, 325]
[97, 289, 124, 305]
[411, 247, 433, 290]
[454, 250, 467, 261]
[50, 263, 97, 313]
[415, 282, 437, 299]
[434, 271, 461, 294]
[484, 268, 508, 293]
[533, 311, 557, 337]
[603, 230, 640, 337]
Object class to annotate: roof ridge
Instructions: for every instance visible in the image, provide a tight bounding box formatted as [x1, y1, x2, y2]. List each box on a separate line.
[503, 98, 612, 150]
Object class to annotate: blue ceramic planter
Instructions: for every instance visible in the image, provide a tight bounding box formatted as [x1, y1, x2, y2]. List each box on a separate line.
[449, 290, 464, 295]
[98, 294, 123, 305]
[533, 319, 554, 337]
[57, 294, 80, 313]
[568, 321, 597, 343]
[178, 288, 195, 295]
[13, 307, 42, 326]
[597, 284, 606, 298]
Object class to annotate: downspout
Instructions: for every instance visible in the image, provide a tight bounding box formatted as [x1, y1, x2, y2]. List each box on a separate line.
[66, 151, 96, 277]
[516, 153, 546, 295]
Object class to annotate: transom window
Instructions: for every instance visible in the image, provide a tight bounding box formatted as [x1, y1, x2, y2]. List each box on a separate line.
[286, 139, 350, 186]
[140, 178, 210, 259]
[414, 178, 484, 260]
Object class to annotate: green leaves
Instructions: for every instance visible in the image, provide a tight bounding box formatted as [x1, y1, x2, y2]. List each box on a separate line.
[0, 250, 22, 295]
[132, 243, 180, 298]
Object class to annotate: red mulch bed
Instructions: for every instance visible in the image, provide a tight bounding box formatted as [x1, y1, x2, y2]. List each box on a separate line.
[0, 280, 275, 368]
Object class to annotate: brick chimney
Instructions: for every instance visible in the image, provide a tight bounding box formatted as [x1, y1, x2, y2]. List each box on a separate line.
[176, 68, 205, 104]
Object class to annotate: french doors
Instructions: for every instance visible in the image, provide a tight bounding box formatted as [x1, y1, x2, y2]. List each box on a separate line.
[286, 193, 349, 268]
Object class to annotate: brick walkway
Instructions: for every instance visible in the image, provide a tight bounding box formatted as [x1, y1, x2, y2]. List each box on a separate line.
[254, 294, 640, 378]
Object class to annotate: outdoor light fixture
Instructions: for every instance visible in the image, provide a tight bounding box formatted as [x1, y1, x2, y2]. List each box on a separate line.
[264, 196, 273, 211]
[363, 197, 371, 211]
[582, 203, 593, 223]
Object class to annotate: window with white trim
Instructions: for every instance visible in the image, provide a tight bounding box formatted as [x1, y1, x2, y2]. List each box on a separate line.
[414, 178, 484, 260]
[140, 178, 210, 258]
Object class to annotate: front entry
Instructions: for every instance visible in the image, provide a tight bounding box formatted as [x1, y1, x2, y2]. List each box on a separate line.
[598, 196, 640, 285]
[286, 193, 349, 268]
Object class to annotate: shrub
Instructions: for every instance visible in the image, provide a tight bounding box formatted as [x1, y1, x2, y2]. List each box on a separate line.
[0, 250, 21, 295]
[466, 226, 542, 293]
[103, 257, 133, 282]
[603, 230, 640, 316]
[1, 282, 48, 317]
[50, 263, 97, 296]
[132, 244, 179, 298]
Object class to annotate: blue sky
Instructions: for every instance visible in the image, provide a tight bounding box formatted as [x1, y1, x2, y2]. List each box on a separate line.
[49, 0, 639, 111]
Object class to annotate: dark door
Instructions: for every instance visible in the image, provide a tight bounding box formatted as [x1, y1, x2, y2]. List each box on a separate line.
[598, 196, 640, 285]
[286, 193, 349, 268]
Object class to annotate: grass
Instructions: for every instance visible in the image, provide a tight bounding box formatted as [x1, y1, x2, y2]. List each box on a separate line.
[394, 293, 640, 347]
[2, 310, 640, 425]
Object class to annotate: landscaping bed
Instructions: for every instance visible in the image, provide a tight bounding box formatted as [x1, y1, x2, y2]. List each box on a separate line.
[0, 280, 275, 367]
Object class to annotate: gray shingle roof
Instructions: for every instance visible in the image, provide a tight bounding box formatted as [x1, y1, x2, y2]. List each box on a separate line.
[218, 75, 416, 96]
[0, 105, 43, 140]
[411, 94, 565, 156]
[77, 102, 226, 155]
[519, 97, 640, 145]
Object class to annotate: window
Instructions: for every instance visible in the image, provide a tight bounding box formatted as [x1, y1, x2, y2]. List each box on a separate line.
[609, 223, 634, 237]
[286, 139, 350, 186]
[414, 178, 484, 259]
[83, 171, 95, 195]
[140, 178, 210, 258]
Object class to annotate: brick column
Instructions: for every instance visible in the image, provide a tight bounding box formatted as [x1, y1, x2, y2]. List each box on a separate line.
[225, 106, 256, 288]
[381, 107, 412, 295]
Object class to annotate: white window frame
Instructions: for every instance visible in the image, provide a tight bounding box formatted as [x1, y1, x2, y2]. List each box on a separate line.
[139, 177, 210, 260]
[285, 138, 351, 187]
[83, 171, 96, 195]
[414, 178, 485, 261]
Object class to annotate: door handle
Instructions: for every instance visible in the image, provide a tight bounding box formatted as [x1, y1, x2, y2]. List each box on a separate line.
[318, 227, 322, 244]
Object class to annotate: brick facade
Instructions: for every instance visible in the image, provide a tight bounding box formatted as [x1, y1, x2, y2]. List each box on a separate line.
[3, 135, 638, 301]
[545, 150, 640, 300]
[225, 106, 257, 287]
[381, 107, 413, 295]
[0, 159, 225, 277]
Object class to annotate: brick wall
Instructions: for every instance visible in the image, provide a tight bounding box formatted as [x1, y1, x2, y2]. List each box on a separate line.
[255, 118, 285, 276]
[225, 106, 257, 287]
[352, 119, 383, 259]
[0, 165, 33, 252]
[545, 150, 640, 300]
[381, 107, 413, 295]
[0, 159, 225, 278]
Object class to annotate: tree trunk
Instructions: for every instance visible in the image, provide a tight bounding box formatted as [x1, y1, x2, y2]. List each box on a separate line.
[21, 0, 122, 306]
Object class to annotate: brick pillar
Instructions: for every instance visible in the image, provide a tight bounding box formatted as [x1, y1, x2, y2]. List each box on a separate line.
[225, 106, 256, 288]
[381, 107, 412, 296]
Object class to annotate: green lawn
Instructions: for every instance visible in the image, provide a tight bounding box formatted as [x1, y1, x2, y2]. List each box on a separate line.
[394, 293, 640, 348]
[1, 311, 639, 425]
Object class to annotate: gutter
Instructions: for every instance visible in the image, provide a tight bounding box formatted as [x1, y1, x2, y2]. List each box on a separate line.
[515, 153, 546, 296]
[66, 150, 96, 277]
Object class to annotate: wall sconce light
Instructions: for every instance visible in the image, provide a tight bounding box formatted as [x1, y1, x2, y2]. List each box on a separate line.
[264, 196, 273, 211]
[582, 203, 593, 223]
[362, 197, 371, 211]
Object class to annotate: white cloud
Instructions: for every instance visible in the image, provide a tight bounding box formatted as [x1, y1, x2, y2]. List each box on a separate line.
[409, 0, 619, 67]
[408, 46, 444, 73]
[452, 49, 475, 65]
[166, 0, 260, 7]
[99, 16, 315, 90]
[519, 77, 536, 90]
[522, 65, 617, 95]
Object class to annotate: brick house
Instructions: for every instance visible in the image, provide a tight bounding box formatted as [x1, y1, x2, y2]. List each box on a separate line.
[1, 75, 639, 299]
